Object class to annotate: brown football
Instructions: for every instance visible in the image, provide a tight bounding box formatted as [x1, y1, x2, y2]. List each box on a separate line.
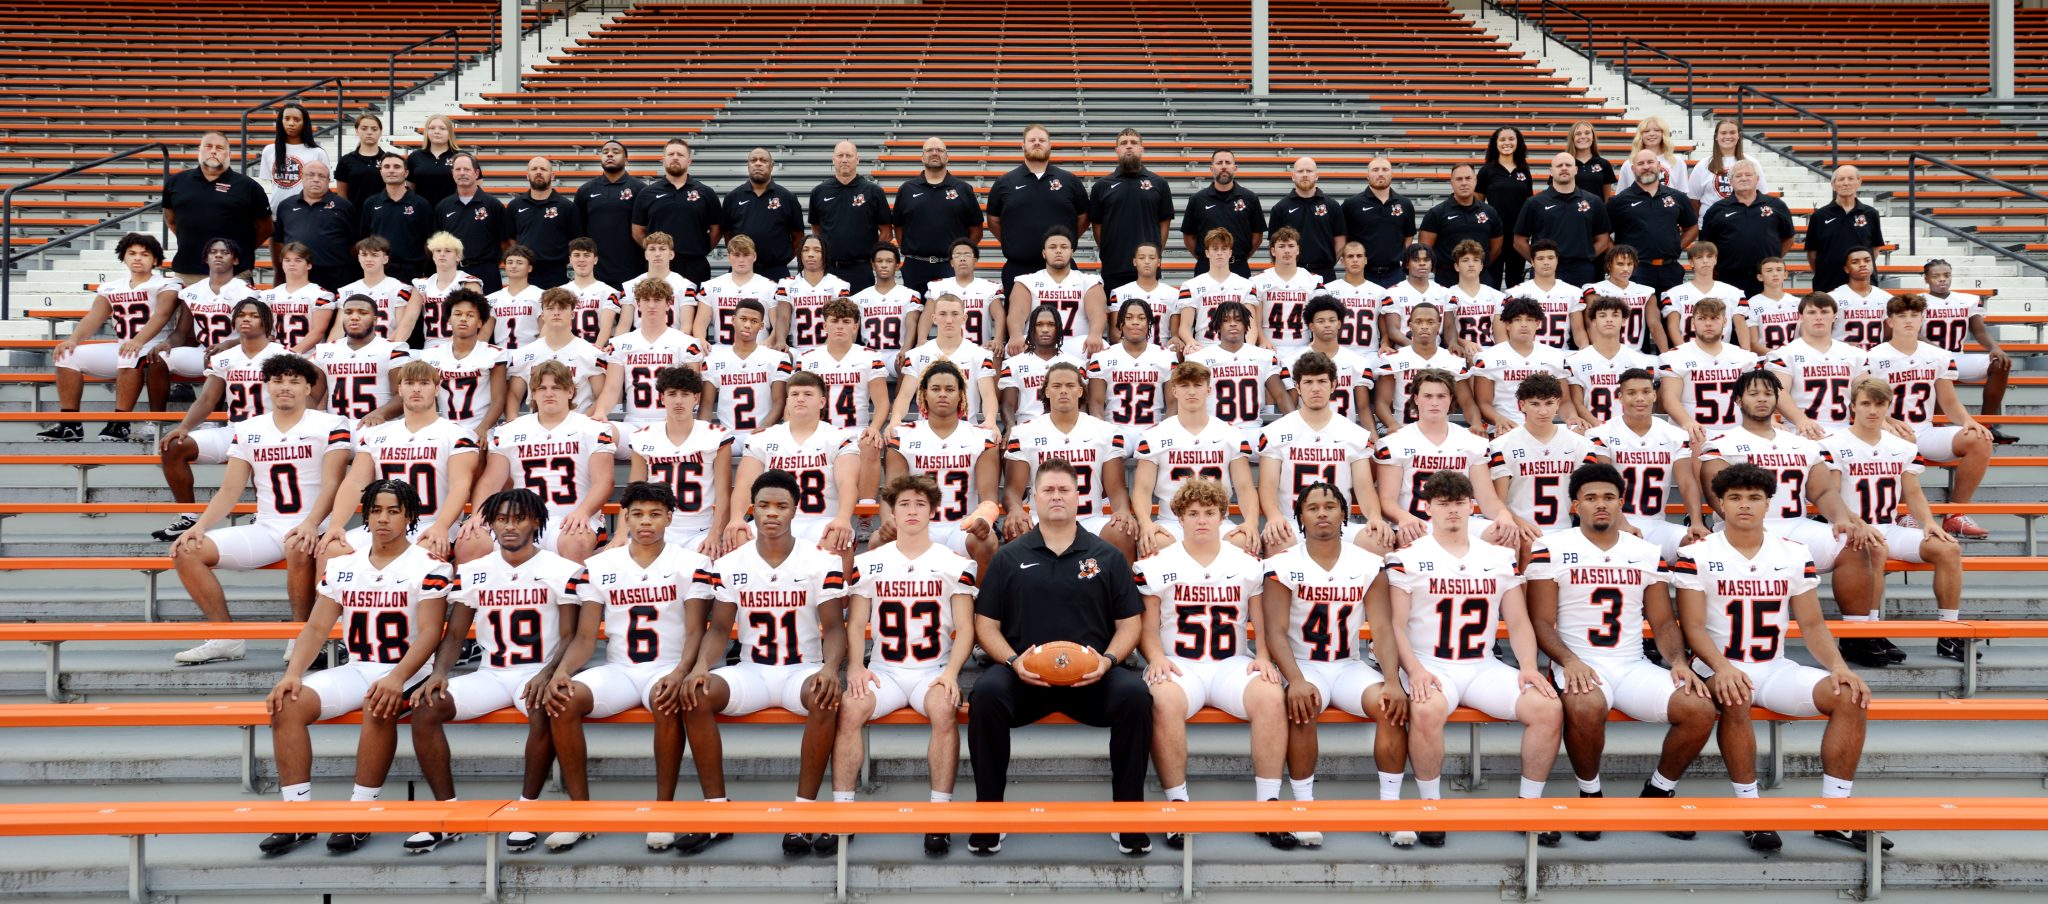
[1018, 641, 1101, 686]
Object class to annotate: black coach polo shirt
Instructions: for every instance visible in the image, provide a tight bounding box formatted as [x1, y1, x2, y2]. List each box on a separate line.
[1340, 187, 1418, 270]
[576, 172, 646, 285]
[1089, 168, 1173, 273]
[1607, 183, 1697, 264]
[435, 190, 511, 274]
[894, 172, 984, 259]
[1266, 189, 1341, 273]
[724, 181, 805, 270]
[164, 167, 270, 274]
[275, 192, 358, 270]
[1182, 181, 1265, 270]
[1804, 199, 1885, 292]
[986, 164, 1087, 262]
[508, 190, 584, 270]
[632, 176, 725, 257]
[1701, 192, 1795, 282]
[976, 526, 1141, 655]
[810, 176, 893, 265]
[1514, 186, 1611, 262]
[1419, 197, 1502, 275]
[358, 188, 434, 278]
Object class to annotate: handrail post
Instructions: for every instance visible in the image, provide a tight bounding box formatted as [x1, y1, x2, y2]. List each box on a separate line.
[1685, 61, 1695, 140]
[1, 142, 171, 321]
[1907, 155, 1919, 256]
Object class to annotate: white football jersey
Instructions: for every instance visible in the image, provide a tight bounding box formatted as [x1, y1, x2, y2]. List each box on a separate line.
[629, 421, 732, 539]
[95, 272, 181, 345]
[849, 282, 924, 357]
[1376, 345, 1469, 426]
[1470, 340, 1571, 426]
[1588, 418, 1692, 522]
[1821, 429, 1925, 526]
[901, 340, 998, 424]
[452, 548, 587, 670]
[1657, 341, 1760, 430]
[309, 337, 411, 423]
[703, 344, 793, 434]
[1660, 280, 1744, 343]
[1374, 423, 1489, 519]
[1382, 279, 1453, 343]
[1087, 343, 1178, 430]
[1580, 280, 1658, 348]
[1920, 292, 1981, 354]
[744, 422, 859, 519]
[1262, 542, 1385, 663]
[355, 416, 479, 528]
[698, 273, 781, 347]
[1700, 427, 1827, 523]
[1862, 341, 1956, 427]
[1387, 535, 1522, 665]
[796, 344, 889, 429]
[620, 271, 698, 332]
[1443, 282, 1505, 350]
[231, 409, 353, 524]
[1137, 416, 1252, 522]
[561, 279, 621, 344]
[1487, 425, 1596, 530]
[1259, 410, 1377, 510]
[1252, 267, 1325, 355]
[181, 277, 259, 348]
[997, 350, 1085, 424]
[334, 276, 413, 341]
[1672, 531, 1818, 665]
[1829, 285, 1892, 350]
[487, 284, 545, 349]
[777, 272, 851, 354]
[1134, 542, 1264, 662]
[1319, 346, 1377, 421]
[1565, 344, 1659, 423]
[206, 341, 290, 423]
[1321, 276, 1388, 351]
[850, 542, 978, 669]
[1737, 292, 1801, 351]
[1525, 529, 1668, 664]
[603, 327, 709, 425]
[261, 282, 335, 349]
[413, 340, 503, 433]
[494, 412, 617, 531]
[1004, 413, 1124, 517]
[1177, 271, 1256, 342]
[1016, 268, 1104, 357]
[320, 544, 454, 665]
[1108, 280, 1180, 348]
[888, 420, 997, 523]
[1766, 337, 1865, 429]
[928, 276, 1006, 348]
[410, 271, 483, 346]
[503, 336, 607, 414]
[711, 539, 848, 666]
[1504, 278, 1581, 349]
[1185, 343, 1286, 431]
[579, 543, 716, 667]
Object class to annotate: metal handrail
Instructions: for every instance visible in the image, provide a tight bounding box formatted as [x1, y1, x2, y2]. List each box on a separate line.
[388, 30, 461, 119]
[1617, 37, 1695, 140]
[1733, 84, 1840, 178]
[238, 78, 347, 175]
[1531, 0, 1597, 84]
[1, 144, 171, 320]
[1904, 153, 2048, 278]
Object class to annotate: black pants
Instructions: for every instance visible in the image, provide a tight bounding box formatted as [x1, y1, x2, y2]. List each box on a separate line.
[1001, 257, 1045, 291]
[1810, 273, 1847, 295]
[830, 263, 875, 294]
[1557, 258, 1598, 287]
[311, 264, 361, 295]
[1636, 261, 1685, 295]
[1723, 272, 1764, 298]
[900, 257, 950, 294]
[755, 263, 792, 282]
[1228, 259, 1252, 279]
[1099, 268, 1137, 292]
[969, 665, 1152, 803]
[530, 261, 569, 289]
[1365, 266, 1403, 288]
[465, 265, 503, 295]
[675, 254, 711, 285]
[1488, 247, 1525, 289]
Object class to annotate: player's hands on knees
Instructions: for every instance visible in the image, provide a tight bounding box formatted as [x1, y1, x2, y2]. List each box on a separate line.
[804, 671, 842, 711]
[678, 673, 713, 710]
[158, 427, 189, 453]
[542, 673, 577, 717]
[1222, 523, 1256, 556]
[320, 531, 354, 558]
[1284, 682, 1321, 724]
[1071, 647, 1112, 688]
[1406, 666, 1441, 705]
[170, 527, 207, 557]
[284, 523, 321, 555]
[1379, 683, 1410, 728]
[1251, 657, 1283, 685]
[871, 519, 898, 545]
[1686, 519, 1712, 545]
[561, 519, 593, 539]
[1395, 516, 1429, 547]
[844, 665, 877, 700]
[1672, 665, 1709, 698]
[266, 676, 302, 714]
[1107, 513, 1137, 540]
[931, 673, 962, 709]
[365, 675, 407, 718]
[1519, 667, 1559, 700]
[1003, 511, 1035, 541]
[1143, 655, 1181, 685]
[410, 676, 449, 709]
[1558, 660, 1602, 696]
[1828, 668, 1871, 708]
[1708, 669, 1753, 708]
[650, 673, 685, 714]
[521, 672, 557, 714]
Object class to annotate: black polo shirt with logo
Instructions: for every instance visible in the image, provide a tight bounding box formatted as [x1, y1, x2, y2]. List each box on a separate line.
[1339, 188, 1418, 270]
[164, 167, 270, 274]
[1606, 183, 1698, 264]
[1088, 168, 1173, 274]
[1701, 192, 1796, 285]
[275, 192, 358, 270]
[1803, 200, 1886, 292]
[507, 190, 584, 272]
[631, 176, 726, 257]
[724, 181, 805, 270]
[1266, 189, 1341, 273]
[893, 172, 984, 259]
[358, 189, 434, 279]
[435, 190, 511, 274]
[809, 176, 893, 265]
[575, 172, 647, 285]
[1513, 186, 1612, 262]
[1419, 197, 1503, 276]
[986, 164, 1088, 262]
[976, 525, 1141, 654]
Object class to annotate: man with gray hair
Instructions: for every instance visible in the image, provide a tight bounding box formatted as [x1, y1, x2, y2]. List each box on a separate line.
[1266, 156, 1342, 281]
[508, 155, 584, 288]
[1340, 156, 1416, 287]
[272, 158, 358, 291]
[811, 139, 894, 291]
[1699, 160, 1793, 297]
[434, 152, 511, 294]
[1089, 128, 1173, 290]
[165, 131, 272, 282]
[1512, 152, 1611, 286]
[1803, 165, 1884, 295]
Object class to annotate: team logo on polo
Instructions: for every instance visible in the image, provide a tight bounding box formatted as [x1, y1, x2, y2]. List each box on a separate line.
[1390, 203, 1404, 216]
[403, 205, 416, 215]
[686, 190, 701, 201]
[1233, 198, 1247, 212]
[1049, 179, 1064, 191]
[1662, 195, 1676, 208]
[1313, 203, 1327, 216]
[544, 207, 559, 219]
[1078, 558, 1100, 579]
[1475, 211, 1490, 224]
[852, 194, 866, 207]
[1761, 206, 1775, 217]
[1576, 199, 1591, 213]
[1141, 179, 1153, 190]
[945, 188, 959, 200]
[1515, 172, 1528, 182]
[768, 198, 782, 210]
[1853, 214, 1868, 227]
[474, 208, 489, 221]
[619, 188, 633, 201]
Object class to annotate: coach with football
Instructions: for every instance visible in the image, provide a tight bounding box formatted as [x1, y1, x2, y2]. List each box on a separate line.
[967, 458, 1153, 856]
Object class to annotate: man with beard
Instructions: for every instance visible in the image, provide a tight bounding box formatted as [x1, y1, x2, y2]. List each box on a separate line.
[632, 138, 726, 284]
[508, 156, 583, 288]
[357, 154, 433, 282]
[1089, 128, 1173, 290]
[165, 130, 271, 283]
[1607, 148, 1698, 296]
[434, 153, 511, 295]
[987, 123, 1088, 289]
[577, 140, 648, 287]
[1341, 157, 1417, 288]
[1512, 152, 1611, 287]
[1266, 157, 1341, 282]
[894, 137, 986, 291]
[810, 140, 894, 293]
[1182, 149, 1264, 278]
[722, 147, 805, 281]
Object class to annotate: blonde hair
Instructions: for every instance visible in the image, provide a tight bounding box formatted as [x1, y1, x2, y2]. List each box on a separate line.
[424, 231, 464, 255]
[726, 234, 757, 256]
[1630, 116, 1683, 169]
[421, 114, 459, 151]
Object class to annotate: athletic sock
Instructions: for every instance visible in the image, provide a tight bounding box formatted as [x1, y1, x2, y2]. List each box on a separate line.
[1576, 775, 1602, 795]
[1289, 775, 1315, 802]
[929, 791, 952, 803]
[794, 796, 815, 804]
[833, 791, 857, 803]
[1163, 783, 1190, 802]
[1648, 772, 1679, 793]
[1417, 777, 1442, 801]
[1842, 613, 1874, 622]
[1821, 775, 1853, 799]
[349, 784, 382, 802]
[1377, 771, 1404, 801]
[705, 797, 728, 803]
[1519, 777, 1547, 800]
[1253, 777, 1281, 801]
[281, 782, 312, 803]
[1937, 610, 1961, 622]
[1731, 781, 1760, 799]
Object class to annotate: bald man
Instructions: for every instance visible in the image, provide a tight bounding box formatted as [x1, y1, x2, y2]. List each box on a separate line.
[1512, 152, 1611, 286]
[1266, 156, 1343, 281]
[724, 147, 806, 280]
[508, 155, 584, 288]
[272, 159, 360, 291]
[1804, 165, 1884, 295]
[895, 137, 985, 291]
[811, 140, 895, 292]
[1340, 156, 1416, 287]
